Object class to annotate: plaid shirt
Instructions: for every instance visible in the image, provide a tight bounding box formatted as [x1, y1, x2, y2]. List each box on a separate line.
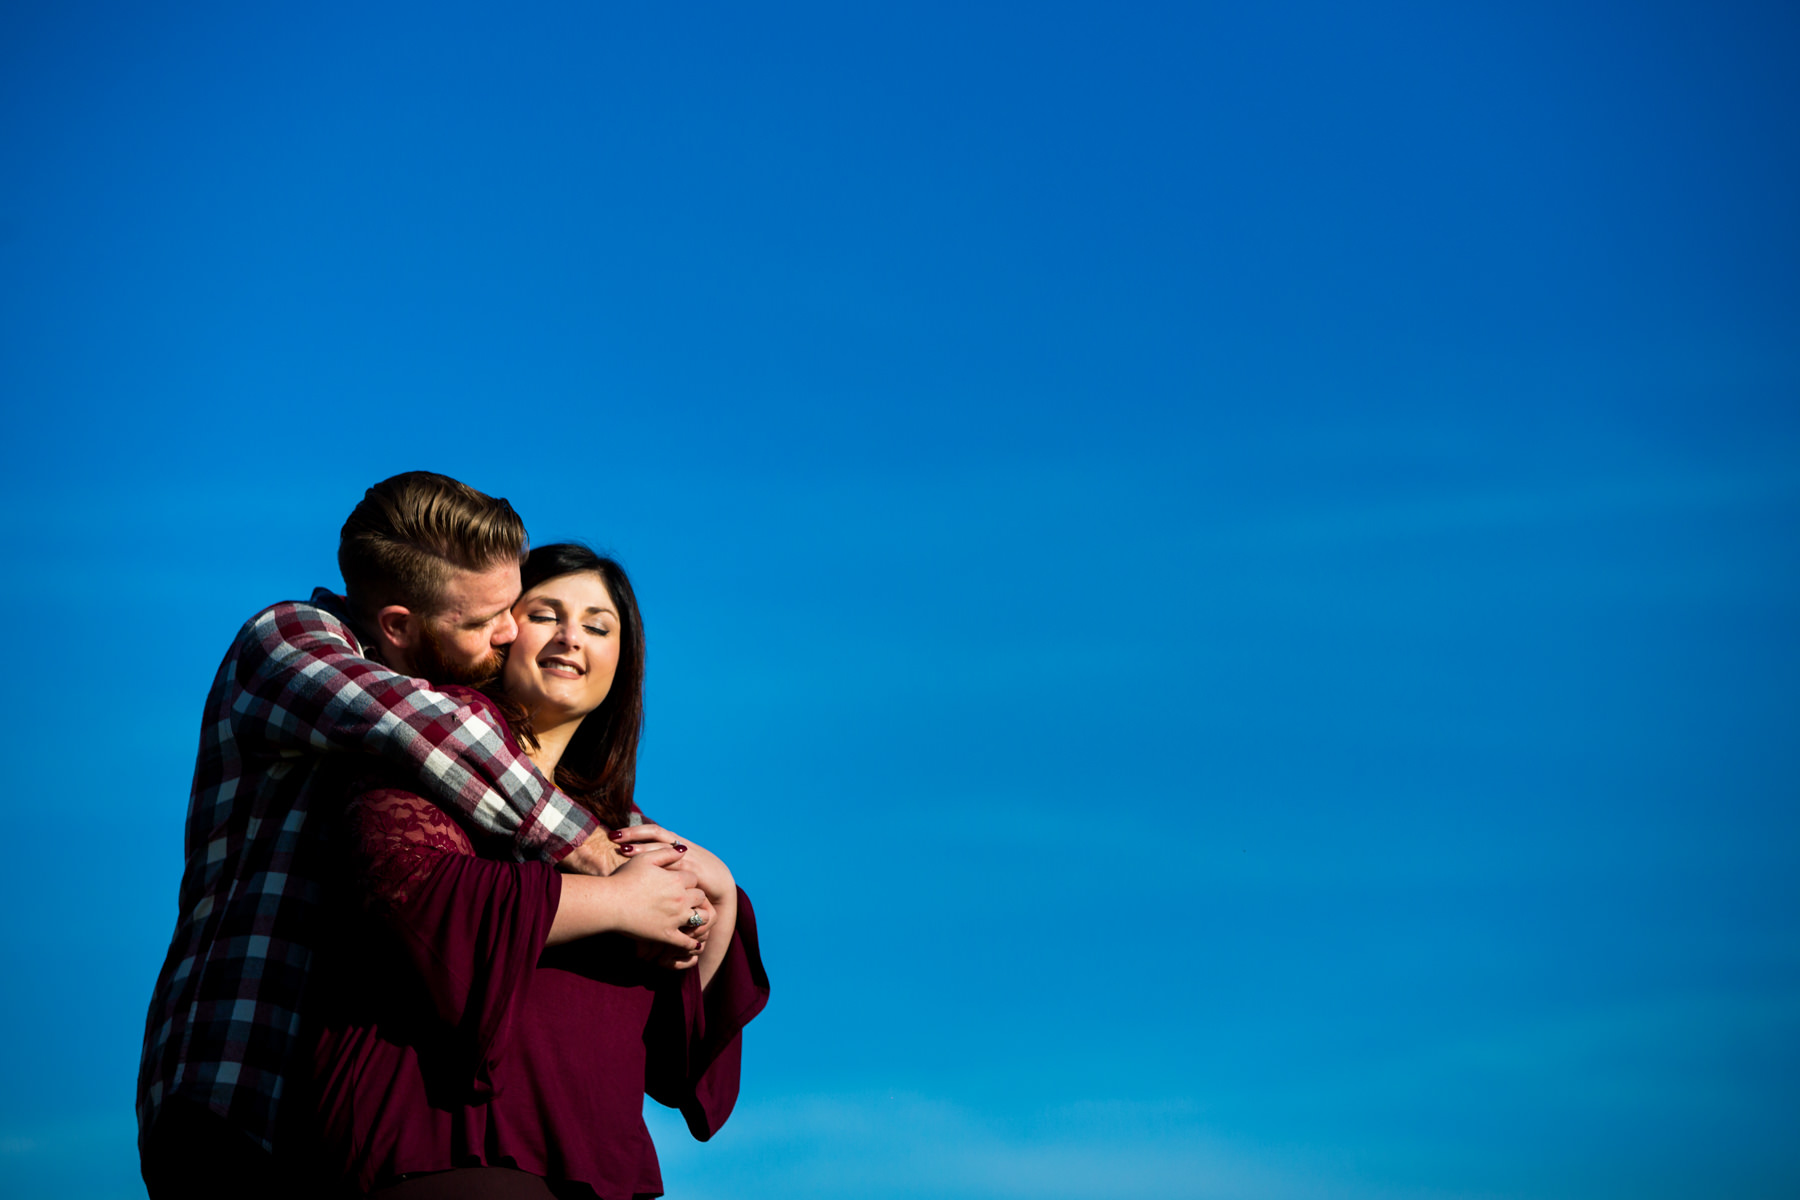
[136, 590, 599, 1154]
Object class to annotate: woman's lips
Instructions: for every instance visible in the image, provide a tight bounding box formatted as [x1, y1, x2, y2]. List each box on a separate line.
[539, 657, 584, 677]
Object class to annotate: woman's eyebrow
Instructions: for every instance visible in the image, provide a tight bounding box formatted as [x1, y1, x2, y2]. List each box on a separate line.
[581, 605, 618, 618]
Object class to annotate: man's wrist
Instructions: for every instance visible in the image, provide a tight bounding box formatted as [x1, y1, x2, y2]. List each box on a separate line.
[556, 833, 624, 876]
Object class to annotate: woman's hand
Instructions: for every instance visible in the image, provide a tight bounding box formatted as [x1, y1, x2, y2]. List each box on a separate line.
[547, 848, 710, 955]
[634, 890, 716, 970]
[612, 823, 735, 904]
[612, 823, 740, 987]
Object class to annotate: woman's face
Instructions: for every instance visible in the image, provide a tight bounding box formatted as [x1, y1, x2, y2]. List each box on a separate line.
[502, 571, 622, 726]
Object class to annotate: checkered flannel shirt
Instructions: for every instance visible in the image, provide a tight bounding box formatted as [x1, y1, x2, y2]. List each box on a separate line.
[136, 589, 600, 1153]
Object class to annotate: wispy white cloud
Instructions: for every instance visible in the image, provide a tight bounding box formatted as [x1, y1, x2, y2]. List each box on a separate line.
[646, 1091, 1510, 1200]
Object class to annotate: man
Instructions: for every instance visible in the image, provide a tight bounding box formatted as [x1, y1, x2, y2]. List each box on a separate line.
[137, 471, 703, 1198]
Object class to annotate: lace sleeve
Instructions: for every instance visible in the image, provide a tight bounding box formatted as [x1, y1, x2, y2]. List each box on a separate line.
[341, 787, 476, 912]
[333, 785, 562, 1094]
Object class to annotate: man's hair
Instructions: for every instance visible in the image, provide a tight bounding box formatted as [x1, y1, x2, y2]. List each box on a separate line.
[338, 471, 528, 619]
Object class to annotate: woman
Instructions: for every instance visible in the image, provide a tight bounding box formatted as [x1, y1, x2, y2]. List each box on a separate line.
[307, 544, 769, 1199]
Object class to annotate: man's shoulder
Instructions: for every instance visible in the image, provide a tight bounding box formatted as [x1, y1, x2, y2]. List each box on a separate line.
[233, 591, 366, 659]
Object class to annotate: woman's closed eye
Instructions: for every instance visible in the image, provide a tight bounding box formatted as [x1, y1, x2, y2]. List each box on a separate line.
[584, 624, 611, 638]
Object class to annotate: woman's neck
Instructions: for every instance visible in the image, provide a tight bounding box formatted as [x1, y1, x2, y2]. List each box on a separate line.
[525, 714, 582, 778]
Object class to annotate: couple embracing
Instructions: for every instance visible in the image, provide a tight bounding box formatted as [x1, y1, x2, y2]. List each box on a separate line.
[136, 471, 769, 1199]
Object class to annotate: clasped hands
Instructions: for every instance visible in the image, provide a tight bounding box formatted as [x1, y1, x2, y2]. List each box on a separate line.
[561, 820, 735, 970]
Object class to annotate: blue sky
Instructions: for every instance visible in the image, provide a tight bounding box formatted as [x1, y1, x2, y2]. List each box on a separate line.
[2, 2, 1797, 1197]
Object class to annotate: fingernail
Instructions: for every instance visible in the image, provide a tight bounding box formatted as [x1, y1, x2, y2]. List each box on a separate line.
[618, 844, 634, 854]
[672, 842, 688, 852]
[609, 830, 626, 840]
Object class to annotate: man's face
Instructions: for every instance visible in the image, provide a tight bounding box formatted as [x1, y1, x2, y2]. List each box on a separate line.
[409, 560, 522, 686]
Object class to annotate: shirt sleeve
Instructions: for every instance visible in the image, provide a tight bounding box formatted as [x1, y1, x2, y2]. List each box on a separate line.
[644, 888, 771, 1140]
[229, 600, 598, 863]
[341, 788, 563, 1099]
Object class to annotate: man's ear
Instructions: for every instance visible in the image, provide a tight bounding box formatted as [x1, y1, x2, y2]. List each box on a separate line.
[374, 605, 419, 656]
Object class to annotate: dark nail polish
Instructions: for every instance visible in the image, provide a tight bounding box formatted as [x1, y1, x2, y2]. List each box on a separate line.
[673, 842, 688, 853]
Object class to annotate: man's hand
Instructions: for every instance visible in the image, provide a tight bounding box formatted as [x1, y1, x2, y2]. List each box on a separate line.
[557, 829, 628, 876]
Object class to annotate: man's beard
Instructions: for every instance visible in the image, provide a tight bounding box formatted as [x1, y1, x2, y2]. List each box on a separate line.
[413, 621, 506, 688]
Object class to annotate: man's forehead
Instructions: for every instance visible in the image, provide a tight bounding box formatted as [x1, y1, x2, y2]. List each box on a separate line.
[441, 561, 523, 613]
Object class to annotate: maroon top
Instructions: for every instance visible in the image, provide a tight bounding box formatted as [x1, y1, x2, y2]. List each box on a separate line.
[305, 758, 769, 1197]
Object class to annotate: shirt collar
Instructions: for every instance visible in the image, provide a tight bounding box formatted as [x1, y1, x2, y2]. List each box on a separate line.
[309, 587, 386, 665]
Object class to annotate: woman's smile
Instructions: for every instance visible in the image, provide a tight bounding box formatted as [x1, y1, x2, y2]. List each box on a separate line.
[503, 571, 621, 725]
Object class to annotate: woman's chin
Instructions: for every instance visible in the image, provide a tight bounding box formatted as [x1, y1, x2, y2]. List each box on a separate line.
[529, 698, 597, 729]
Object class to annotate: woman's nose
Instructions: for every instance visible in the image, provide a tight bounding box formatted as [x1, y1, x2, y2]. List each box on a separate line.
[559, 619, 584, 647]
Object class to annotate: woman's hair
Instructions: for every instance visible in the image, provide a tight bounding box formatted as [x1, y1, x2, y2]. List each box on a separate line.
[488, 543, 646, 830]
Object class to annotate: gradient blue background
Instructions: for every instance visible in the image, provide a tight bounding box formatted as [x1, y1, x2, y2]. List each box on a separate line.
[3, 2, 1797, 1197]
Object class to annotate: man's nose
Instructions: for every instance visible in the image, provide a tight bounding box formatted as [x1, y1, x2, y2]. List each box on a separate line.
[493, 609, 519, 646]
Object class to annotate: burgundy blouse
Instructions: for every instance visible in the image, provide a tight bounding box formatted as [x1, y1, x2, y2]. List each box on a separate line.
[305, 774, 768, 1198]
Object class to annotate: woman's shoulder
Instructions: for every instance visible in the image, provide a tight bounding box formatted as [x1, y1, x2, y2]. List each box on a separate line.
[342, 786, 476, 854]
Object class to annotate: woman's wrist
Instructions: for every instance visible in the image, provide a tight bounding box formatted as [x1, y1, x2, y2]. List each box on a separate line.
[685, 845, 735, 903]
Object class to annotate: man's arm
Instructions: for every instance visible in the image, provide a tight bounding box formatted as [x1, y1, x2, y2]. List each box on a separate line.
[228, 600, 600, 863]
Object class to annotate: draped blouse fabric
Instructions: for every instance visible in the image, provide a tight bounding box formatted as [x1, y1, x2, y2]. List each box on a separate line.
[307, 785, 768, 1198]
